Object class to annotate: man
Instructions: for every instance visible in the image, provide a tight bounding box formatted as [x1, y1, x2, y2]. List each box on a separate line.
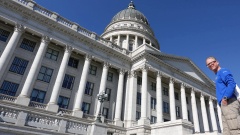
[206, 56, 240, 135]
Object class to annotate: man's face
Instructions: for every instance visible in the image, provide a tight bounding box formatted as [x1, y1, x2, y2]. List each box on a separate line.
[206, 58, 219, 72]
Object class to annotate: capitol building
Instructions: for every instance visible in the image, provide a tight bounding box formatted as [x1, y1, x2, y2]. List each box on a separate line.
[0, 0, 222, 135]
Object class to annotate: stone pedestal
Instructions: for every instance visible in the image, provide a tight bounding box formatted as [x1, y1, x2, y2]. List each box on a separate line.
[72, 110, 83, 118]
[15, 96, 30, 106]
[115, 120, 123, 127]
[90, 122, 108, 135]
[46, 104, 59, 112]
[151, 119, 193, 135]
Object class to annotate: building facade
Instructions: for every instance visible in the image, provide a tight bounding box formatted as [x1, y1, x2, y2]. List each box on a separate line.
[0, 0, 222, 135]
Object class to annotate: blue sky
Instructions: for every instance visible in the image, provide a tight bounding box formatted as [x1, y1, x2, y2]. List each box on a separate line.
[34, 0, 240, 85]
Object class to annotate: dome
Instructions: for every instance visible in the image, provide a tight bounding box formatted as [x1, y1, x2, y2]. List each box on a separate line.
[111, 1, 149, 25]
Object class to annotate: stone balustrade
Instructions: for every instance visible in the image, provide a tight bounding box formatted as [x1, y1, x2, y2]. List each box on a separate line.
[29, 101, 47, 109]
[12, 0, 131, 56]
[0, 93, 16, 102]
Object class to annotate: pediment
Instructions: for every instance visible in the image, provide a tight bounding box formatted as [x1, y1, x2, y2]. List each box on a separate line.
[149, 53, 214, 86]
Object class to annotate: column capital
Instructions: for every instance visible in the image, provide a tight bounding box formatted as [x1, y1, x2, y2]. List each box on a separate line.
[156, 71, 163, 78]
[41, 35, 50, 44]
[140, 64, 150, 72]
[85, 54, 93, 61]
[119, 69, 126, 75]
[200, 93, 205, 98]
[129, 71, 137, 78]
[103, 62, 111, 69]
[65, 45, 73, 53]
[14, 23, 25, 33]
[181, 83, 186, 89]
[169, 77, 175, 84]
[191, 88, 195, 94]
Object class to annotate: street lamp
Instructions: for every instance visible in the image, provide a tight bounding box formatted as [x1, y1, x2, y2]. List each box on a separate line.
[96, 90, 108, 123]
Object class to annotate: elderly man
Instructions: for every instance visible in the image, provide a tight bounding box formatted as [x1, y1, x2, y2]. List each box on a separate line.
[206, 56, 240, 135]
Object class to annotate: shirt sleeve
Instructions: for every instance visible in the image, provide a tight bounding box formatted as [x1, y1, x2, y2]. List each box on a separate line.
[221, 72, 236, 98]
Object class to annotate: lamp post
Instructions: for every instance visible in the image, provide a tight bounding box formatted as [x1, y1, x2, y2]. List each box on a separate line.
[96, 90, 108, 123]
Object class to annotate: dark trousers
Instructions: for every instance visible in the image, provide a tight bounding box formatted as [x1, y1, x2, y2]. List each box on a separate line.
[221, 97, 240, 135]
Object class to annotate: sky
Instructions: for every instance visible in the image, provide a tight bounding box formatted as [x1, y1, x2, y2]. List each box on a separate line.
[34, 0, 240, 85]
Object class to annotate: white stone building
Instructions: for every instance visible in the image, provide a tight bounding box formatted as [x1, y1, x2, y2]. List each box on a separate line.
[0, 0, 222, 135]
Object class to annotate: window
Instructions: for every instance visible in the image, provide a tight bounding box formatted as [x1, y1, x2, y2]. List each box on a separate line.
[163, 87, 169, 96]
[137, 76, 142, 85]
[186, 97, 189, 104]
[136, 111, 141, 120]
[163, 101, 169, 114]
[37, 66, 53, 83]
[129, 43, 133, 51]
[176, 106, 181, 117]
[151, 97, 156, 109]
[175, 92, 179, 100]
[85, 81, 94, 96]
[105, 88, 111, 101]
[58, 96, 69, 109]
[102, 107, 109, 118]
[62, 74, 75, 90]
[107, 72, 113, 82]
[137, 92, 141, 105]
[68, 57, 79, 68]
[45, 48, 59, 61]
[30, 89, 46, 103]
[89, 65, 97, 75]
[0, 81, 19, 96]
[9, 57, 28, 75]
[20, 38, 36, 52]
[151, 82, 156, 91]
[151, 116, 157, 124]
[81, 102, 90, 114]
[188, 110, 191, 121]
[0, 28, 10, 42]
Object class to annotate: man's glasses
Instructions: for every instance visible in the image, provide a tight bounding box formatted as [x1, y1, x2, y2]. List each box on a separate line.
[206, 61, 216, 67]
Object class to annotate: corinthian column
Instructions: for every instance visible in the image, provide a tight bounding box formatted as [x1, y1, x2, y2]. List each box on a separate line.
[169, 78, 176, 121]
[209, 97, 218, 132]
[114, 69, 125, 126]
[46, 45, 72, 112]
[139, 65, 150, 125]
[72, 55, 92, 117]
[124, 71, 137, 128]
[200, 93, 210, 132]
[16, 36, 50, 106]
[180, 83, 188, 121]
[191, 89, 200, 133]
[0, 24, 24, 78]
[156, 71, 163, 123]
[95, 62, 110, 116]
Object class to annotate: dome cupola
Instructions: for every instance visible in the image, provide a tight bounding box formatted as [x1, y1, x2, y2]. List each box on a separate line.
[101, 1, 160, 51]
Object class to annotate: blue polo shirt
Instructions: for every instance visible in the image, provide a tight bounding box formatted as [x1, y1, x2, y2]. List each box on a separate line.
[215, 68, 236, 105]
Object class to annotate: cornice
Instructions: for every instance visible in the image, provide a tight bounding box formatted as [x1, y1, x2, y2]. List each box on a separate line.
[0, 0, 133, 64]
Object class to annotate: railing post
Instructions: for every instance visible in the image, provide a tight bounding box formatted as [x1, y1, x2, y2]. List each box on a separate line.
[58, 119, 67, 133]
[15, 111, 28, 126]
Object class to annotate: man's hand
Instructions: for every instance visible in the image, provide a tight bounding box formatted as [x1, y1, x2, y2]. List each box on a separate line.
[221, 99, 228, 106]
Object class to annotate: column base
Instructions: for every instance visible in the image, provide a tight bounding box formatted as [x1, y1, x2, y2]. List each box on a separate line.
[151, 119, 193, 135]
[114, 119, 123, 127]
[138, 118, 150, 125]
[15, 96, 30, 106]
[72, 110, 83, 118]
[46, 103, 59, 113]
[90, 122, 108, 135]
[124, 120, 136, 128]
